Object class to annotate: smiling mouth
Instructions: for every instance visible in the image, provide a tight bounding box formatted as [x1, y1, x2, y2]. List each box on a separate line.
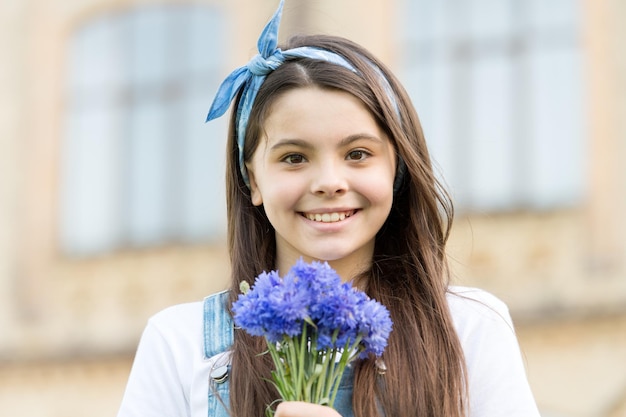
[302, 210, 356, 223]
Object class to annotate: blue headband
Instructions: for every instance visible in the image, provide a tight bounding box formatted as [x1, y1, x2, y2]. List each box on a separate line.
[206, 0, 357, 187]
[206, 0, 405, 191]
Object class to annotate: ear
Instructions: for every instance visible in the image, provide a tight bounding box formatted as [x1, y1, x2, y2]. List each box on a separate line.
[246, 164, 263, 206]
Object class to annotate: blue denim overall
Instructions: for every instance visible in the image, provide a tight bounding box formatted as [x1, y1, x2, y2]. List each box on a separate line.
[203, 291, 355, 417]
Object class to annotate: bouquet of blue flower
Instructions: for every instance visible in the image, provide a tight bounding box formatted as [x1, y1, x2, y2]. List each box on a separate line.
[232, 259, 392, 415]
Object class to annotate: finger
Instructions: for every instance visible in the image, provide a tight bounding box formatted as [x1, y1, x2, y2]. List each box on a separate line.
[275, 401, 342, 417]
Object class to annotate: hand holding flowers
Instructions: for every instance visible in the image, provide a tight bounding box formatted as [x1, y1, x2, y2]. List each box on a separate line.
[275, 401, 343, 417]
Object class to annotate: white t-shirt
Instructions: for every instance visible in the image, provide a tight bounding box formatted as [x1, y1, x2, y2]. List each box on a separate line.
[117, 286, 540, 417]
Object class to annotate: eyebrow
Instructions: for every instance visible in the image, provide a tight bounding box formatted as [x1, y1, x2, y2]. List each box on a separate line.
[269, 138, 314, 152]
[339, 133, 385, 146]
[269, 133, 384, 152]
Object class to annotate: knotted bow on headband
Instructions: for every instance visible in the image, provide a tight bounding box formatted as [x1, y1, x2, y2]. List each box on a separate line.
[206, 0, 358, 187]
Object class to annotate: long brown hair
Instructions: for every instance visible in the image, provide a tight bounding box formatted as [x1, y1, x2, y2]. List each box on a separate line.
[225, 34, 467, 417]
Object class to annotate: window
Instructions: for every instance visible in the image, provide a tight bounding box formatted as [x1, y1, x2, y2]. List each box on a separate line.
[60, 5, 227, 255]
[397, 0, 586, 211]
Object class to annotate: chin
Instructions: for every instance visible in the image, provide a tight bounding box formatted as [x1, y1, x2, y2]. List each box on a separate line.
[304, 250, 354, 264]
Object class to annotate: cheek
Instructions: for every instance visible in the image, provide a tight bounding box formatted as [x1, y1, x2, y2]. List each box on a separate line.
[252, 167, 304, 210]
[372, 184, 395, 209]
[264, 176, 303, 206]
[355, 173, 394, 208]
[360, 159, 396, 203]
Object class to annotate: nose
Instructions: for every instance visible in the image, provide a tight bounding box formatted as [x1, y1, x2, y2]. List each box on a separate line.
[310, 161, 348, 197]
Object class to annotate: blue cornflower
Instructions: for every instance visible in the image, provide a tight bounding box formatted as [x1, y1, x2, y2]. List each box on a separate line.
[356, 298, 393, 357]
[231, 259, 393, 411]
[232, 270, 310, 342]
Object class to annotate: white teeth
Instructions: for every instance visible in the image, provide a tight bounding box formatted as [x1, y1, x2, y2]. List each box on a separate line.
[305, 211, 352, 223]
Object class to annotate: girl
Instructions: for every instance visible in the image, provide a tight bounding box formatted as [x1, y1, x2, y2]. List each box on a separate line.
[117, 1, 540, 416]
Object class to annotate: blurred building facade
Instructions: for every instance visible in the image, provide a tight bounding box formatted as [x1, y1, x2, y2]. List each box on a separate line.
[0, 0, 625, 416]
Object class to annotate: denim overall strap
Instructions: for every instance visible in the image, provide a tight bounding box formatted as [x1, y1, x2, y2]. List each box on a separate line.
[203, 290, 233, 358]
[203, 290, 233, 417]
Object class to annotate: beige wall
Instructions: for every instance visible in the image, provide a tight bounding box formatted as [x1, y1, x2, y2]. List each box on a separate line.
[1, 0, 625, 416]
[0, 0, 21, 359]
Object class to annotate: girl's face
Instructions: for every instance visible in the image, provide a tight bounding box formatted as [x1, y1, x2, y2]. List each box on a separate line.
[246, 87, 396, 280]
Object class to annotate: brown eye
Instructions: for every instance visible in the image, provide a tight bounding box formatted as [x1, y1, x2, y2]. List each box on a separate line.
[347, 150, 368, 161]
[283, 154, 305, 164]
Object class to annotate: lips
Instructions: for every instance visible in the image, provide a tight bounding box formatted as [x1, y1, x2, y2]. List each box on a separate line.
[302, 210, 356, 223]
